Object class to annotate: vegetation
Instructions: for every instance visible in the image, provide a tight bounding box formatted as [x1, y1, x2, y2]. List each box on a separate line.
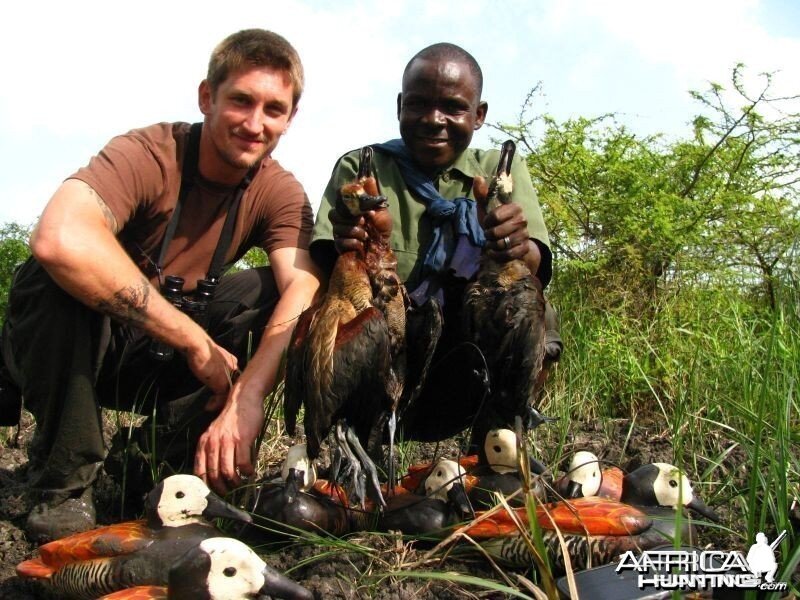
[1, 65, 798, 597]
[492, 64, 799, 596]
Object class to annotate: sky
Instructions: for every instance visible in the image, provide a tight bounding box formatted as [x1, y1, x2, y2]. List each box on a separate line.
[1, 0, 798, 227]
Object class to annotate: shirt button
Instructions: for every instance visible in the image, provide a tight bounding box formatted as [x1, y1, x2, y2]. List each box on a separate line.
[441, 172, 450, 182]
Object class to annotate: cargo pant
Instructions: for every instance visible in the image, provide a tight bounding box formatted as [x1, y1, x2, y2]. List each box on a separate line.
[1, 258, 278, 496]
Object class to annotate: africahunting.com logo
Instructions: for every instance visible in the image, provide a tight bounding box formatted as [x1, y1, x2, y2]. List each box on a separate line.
[615, 531, 789, 592]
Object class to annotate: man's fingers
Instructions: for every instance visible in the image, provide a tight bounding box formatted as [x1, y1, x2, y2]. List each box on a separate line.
[220, 438, 240, 488]
[236, 439, 256, 479]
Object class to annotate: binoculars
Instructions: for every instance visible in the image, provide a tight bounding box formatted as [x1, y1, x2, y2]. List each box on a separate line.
[149, 275, 218, 361]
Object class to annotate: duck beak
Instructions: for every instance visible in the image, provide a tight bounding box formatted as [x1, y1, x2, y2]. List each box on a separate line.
[203, 491, 252, 524]
[285, 468, 303, 504]
[257, 566, 313, 600]
[687, 497, 721, 523]
[359, 192, 388, 212]
[447, 483, 475, 519]
[566, 480, 583, 499]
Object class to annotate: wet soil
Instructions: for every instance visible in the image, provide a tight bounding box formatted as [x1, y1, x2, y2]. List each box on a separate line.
[0, 409, 783, 599]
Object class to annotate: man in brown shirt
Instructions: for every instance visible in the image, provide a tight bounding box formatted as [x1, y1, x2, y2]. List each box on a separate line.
[0, 29, 320, 541]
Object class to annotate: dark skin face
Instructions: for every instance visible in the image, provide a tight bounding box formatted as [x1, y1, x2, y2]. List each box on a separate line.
[331, 56, 540, 277]
[397, 57, 487, 175]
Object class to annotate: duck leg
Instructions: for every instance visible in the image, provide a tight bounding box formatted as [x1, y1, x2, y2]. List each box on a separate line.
[334, 421, 365, 509]
[387, 410, 397, 496]
[344, 425, 386, 509]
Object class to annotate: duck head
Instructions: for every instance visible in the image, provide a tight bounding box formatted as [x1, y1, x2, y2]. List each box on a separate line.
[563, 451, 601, 499]
[168, 537, 313, 600]
[145, 474, 252, 528]
[425, 459, 474, 518]
[484, 429, 519, 474]
[280, 444, 317, 503]
[622, 463, 721, 522]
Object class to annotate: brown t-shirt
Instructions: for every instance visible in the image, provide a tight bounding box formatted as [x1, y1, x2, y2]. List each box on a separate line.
[70, 122, 313, 289]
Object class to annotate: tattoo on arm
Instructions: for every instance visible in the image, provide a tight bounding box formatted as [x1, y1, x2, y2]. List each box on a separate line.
[80, 182, 119, 233]
[96, 277, 150, 325]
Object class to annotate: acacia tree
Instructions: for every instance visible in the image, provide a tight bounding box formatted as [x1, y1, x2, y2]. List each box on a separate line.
[496, 66, 800, 311]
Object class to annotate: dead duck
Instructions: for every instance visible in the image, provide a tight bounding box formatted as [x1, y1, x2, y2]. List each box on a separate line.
[97, 537, 312, 600]
[245, 444, 350, 538]
[16, 474, 252, 599]
[464, 463, 720, 573]
[462, 140, 547, 447]
[371, 459, 474, 537]
[285, 147, 410, 510]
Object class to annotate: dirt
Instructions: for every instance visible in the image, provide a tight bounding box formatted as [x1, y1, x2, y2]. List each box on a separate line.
[0, 409, 787, 599]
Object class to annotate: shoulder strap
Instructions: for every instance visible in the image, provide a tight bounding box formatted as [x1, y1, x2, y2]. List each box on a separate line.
[155, 122, 203, 280]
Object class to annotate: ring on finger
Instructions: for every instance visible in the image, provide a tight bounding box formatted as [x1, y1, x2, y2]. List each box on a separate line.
[502, 235, 512, 249]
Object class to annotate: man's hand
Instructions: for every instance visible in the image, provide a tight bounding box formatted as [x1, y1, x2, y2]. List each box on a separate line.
[183, 337, 240, 398]
[473, 175, 541, 274]
[329, 207, 369, 254]
[194, 383, 264, 495]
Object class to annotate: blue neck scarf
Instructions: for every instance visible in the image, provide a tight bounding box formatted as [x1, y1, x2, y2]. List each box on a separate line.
[371, 139, 485, 305]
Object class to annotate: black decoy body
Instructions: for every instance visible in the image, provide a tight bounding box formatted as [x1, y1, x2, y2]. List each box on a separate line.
[374, 459, 473, 537]
[17, 475, 253, 599]
[247, 444, 350, 538]
[97, 537, 313, 600]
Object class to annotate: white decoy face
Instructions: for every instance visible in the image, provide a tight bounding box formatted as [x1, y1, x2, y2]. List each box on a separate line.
[200, 538, 267, 600]
[425, 459, 466, 501]
[157, 474, 213, 526]
[484, 429, 518, 474]
[281, 444, 317, 491]
[567, 451, 601, 497]
[651, 463, 695, 508]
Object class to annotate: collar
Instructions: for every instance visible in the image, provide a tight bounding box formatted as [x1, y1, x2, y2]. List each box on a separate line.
[433, 148, 488, 181]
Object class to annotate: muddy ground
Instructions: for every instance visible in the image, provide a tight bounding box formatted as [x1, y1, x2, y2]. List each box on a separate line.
[0, 408, 790, 599]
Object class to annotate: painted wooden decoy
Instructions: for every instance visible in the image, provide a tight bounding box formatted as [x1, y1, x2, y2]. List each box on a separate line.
[468, 428, 547, 509]
[16, 474, 253, 599]
[553, 451, 627, 501]
[96, 537, 313, 600]
[464, 463, 720, 573]
[368, 459, 474, 537]
[285, 146, 409, 509]
[462, 140, 547, 445]
[245, 444, 350, 538]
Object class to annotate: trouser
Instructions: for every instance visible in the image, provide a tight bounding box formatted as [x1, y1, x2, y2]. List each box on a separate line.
[399, 285, 563, 448]
[1, 258, 278, 495]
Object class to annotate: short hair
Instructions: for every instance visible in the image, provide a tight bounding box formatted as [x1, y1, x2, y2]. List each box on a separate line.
[207, 29, 304, 107]
[403, 43, 483, 98]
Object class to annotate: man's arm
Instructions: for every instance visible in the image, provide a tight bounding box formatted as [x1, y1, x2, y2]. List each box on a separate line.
[31, 178, 239, 394]
[194, 246, 321, 494]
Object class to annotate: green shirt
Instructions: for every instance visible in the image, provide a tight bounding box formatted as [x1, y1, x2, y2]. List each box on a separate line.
[311, 146, 552, 289]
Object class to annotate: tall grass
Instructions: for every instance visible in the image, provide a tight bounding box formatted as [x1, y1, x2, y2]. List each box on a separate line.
[548, 280, 799, 596]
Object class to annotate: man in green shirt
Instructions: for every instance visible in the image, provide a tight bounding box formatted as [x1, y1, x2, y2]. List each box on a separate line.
[310, 42, 558, 444]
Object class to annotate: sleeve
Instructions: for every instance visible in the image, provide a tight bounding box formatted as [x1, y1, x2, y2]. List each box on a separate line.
[509, 153, 552, 287]
[68, 132, 166, 229]
[257, 169, 314, 254]
[309, 150, 361, 276]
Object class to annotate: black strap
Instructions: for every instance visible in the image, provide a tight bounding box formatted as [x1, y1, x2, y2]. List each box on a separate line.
[155, 122, 255, 285]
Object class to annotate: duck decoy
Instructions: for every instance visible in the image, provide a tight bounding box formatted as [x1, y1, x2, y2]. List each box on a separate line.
[96, 537, 312, 600]
[468, 428, 547, 509]
[372, 459, 474, 537]
[16, 474, 252, 599]
[553, 451, 626, 501]
[464, 463, 720, 573]
[462, 140, 547, 445]
[245, 444, 350, 538]
[285, 146, 409, 509]
[620, 462, 719, 521]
